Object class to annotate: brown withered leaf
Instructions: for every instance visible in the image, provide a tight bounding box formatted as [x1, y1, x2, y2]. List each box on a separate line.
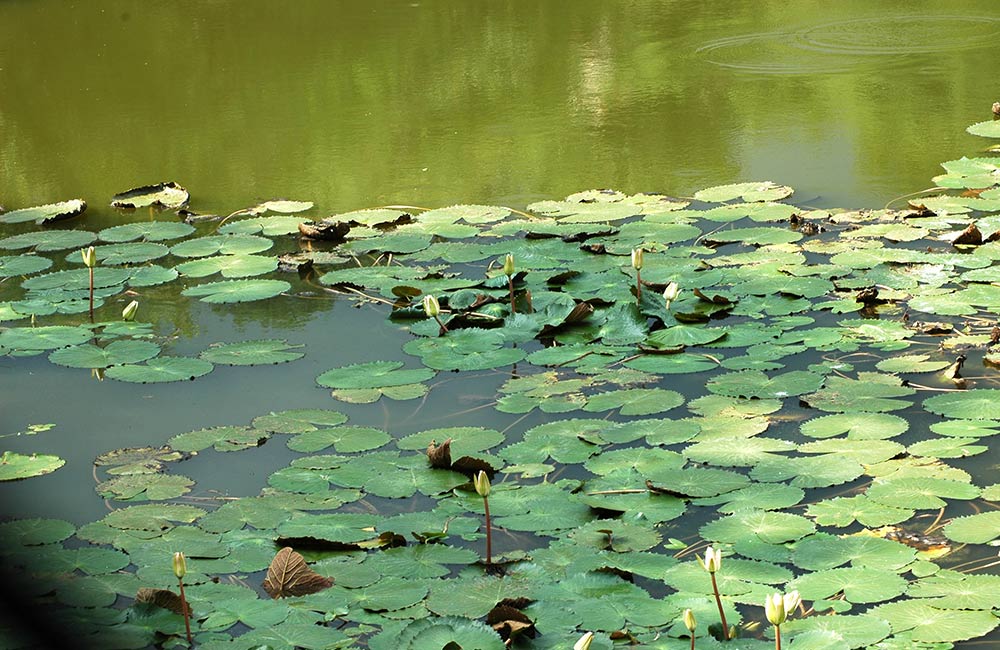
[427, 438, 453, 469]
[487, 603, 535, 640]
[693, 288, 732, 305]
[451, 455, 494, 479]
[135, 587, 191, 616]
[262, 547, 333, 599]
[951, 223, 983, 247]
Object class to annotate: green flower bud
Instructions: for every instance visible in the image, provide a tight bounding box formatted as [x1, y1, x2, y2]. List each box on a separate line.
[503, 253, 515, 277]
[173, 551, 187, 579]
[473, 470, 491, 497]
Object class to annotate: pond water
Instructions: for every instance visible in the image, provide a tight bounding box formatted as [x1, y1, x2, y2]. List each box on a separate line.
[3, 2, 1000, 649]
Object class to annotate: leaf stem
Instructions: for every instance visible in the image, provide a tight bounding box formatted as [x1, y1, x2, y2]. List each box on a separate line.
[710, 572, 730, 641]
[483, 494, 492, 566]
[508, 275, 516, 314]
[178, 577, 192, 646]
[88, 266, 94, 323]
[775, 624, 781, 650]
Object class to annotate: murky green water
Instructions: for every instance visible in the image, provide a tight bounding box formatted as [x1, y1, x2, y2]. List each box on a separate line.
[2, 0, 999, 521]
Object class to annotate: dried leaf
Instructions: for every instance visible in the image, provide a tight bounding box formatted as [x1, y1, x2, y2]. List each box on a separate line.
[951, 223, 983, 247]
[135, 587, 191, 616]
[427, 438, 453, 469]
[262, 546, 333, 599]
[487, 603, 535, 640]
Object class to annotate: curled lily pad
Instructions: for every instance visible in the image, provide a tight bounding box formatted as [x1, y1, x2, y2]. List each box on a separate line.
[200, 339, 304, 366]
[181, 279, 290, 303]
[111, 182, 189, 209]
[0, 199, 86, 225]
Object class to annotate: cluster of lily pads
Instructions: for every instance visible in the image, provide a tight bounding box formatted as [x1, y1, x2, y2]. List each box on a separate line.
[3, 119, 1000, 649]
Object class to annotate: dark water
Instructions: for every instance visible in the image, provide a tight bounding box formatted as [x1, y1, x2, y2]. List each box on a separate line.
[1, 0, 1000, 523]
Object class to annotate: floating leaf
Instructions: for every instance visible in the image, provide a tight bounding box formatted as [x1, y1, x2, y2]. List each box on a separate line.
[111, 182, 189, 209]
[0, 325, 92, 351]
[924, 390, 1000, 420]
[251, 409, 349, 434]
[262, 547, 333, 599]
[694, 181, 793, 203]
[0, 451, 66, 481]
[170, 234, 272, 258]
[105, 356, 214, 383]
[317, 361, 435, 390]
[0, 229, 96, 252]
[0, 199, 86, 225]
[181, 279, 290, 303]
[967, 120, 1000, 138]
[0, 254, 52, 278]
[98, 221, 195, 243]
[199, 339, 304, 366]
[175, 254, 277, 278]
[48, 340, 160, 369]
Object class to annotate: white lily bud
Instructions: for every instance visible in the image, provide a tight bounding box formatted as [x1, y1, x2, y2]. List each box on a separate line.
[173, 551, 187, 579]
[573, 631, 594, 650]
[662, 282, 680, 302]
[82, 246, 97, 268]
[122, 300, 139, 322]
[765, 592, 787, 626]
[422, 295, 440, 318]
[631, 248, 644, 270]
[683, 608, 696, 632]
[698, 546, 721, 573]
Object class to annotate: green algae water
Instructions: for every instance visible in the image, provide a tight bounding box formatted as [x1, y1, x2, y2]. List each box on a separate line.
[3, 2, 1000, 649]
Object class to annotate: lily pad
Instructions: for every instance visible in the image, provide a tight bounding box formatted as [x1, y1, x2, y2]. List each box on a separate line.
[317, 361, 435, 390]
[111, 182, 189, 209]
[48, 340, 161, 369]
[199, 339, 304, 366]
[181, 279, 290, 303]
[0, 199, 86, 225]
[98, 221, 195, 243]
[0, 254, 53, 278]
[0, 451, 65, 481]
[105, 356, 214, 383]
[175, 254, 278, 278]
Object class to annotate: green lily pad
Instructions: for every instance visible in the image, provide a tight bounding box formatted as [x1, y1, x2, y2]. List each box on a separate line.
[98, 221, 195, 243]
[0, 518, 75, 545]
[868, 600, 999, 643]
[181, 279, 290, 303]
[251, 409, 349, 434]
[582, 388, 684, 415]
[111, 181, 188, 209]
[168, 426, 268, 452]
[866, 477, 979, 509]
[48, 340, 161, 369]
[700, 509, 815, 544]
[0, 254, 52, 278]
[0, 199, 86, 225]
[924, 390, 1000, 420]
[79, 243, 172, 266]
[105, 356, 214, 383]
[943, 510, 1000, 544]
[199, 339, 304, 366]
[96, 474, 194, 501]
[170, 234, 272, 258]
[967, 120, 1000, 138]
[694, 181, 793, 203]
[0, 452, 65, 481]
[800, 413, 909, 440]
[0, 325, 92, 351]
[317, 361, 436, 390]
[286, 426, 391, 453]
[0, 229, 96, 252]
[175, 254, 277, 278]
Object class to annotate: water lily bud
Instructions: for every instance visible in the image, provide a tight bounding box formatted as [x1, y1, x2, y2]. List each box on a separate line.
[662, 282, 680, 302]
[173, 552, 187, 579]
[783, 590, 801, 616]
[503, 253, 515, 277]
[122, 300, 139, 322]
[765, 592, 786, 626]
[82, 246, 97, 268]
[699, 546, 721, 573]
[422, 294, 440, 318]
[473, 470, 491, 497]
[631, 247, 644, 270]
[573, 631, 594, 650]
[683, 608, 696, 632]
